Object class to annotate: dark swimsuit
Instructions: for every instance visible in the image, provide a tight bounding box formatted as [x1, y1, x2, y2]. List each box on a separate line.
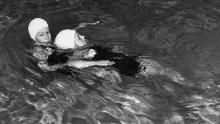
[85, 45, 140, 76]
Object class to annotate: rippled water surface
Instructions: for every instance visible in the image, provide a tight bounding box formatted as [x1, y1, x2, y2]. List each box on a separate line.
[1, 0, 220, 124]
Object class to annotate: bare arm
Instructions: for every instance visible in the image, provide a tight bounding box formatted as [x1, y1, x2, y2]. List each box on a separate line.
[37, 61, 66, 71]
[74, 21, 100, 30]
[37, 59, 114, 71]
[68, 48, 97, 60]
[66, 60, 114, 69]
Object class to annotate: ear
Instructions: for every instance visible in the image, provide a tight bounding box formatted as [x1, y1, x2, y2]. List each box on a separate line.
[75, 34, 87, 47]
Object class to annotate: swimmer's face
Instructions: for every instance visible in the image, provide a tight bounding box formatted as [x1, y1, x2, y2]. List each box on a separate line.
[35, 27, 51, 43]
[73, 33, 87, 48]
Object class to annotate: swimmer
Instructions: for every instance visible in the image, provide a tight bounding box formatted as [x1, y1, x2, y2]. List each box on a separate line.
[28, 18, 114, 72]
[54, 29, 185, 83]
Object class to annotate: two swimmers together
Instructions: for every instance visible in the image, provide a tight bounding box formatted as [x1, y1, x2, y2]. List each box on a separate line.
[28, 18, 185, 83]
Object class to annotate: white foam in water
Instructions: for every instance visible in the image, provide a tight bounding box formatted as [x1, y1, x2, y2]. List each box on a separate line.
[122, 95, 141, 104]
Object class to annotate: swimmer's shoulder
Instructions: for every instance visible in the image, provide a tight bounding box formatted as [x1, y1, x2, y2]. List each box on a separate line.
[32, 45, 45, 53]
[32, 45, 50, 60]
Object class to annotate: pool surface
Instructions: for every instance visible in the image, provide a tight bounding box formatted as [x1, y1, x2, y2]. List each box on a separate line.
[0, 0, 220, 124]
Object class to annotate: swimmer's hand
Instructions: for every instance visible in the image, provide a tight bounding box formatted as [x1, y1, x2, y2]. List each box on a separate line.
[67, 60, 114, 69]
[85, 49, 97, 58]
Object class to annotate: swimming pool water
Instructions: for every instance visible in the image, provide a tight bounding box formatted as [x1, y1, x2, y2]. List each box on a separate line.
[0, 0, 220, 124]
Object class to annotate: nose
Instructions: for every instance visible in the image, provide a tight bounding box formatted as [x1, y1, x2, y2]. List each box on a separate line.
[45, 34, 50, 41]
[45, 36, 49, 40]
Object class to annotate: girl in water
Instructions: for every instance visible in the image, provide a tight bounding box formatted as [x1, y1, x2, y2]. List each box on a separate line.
[28, 18, 115, 72]
[54, 29, 185, 83]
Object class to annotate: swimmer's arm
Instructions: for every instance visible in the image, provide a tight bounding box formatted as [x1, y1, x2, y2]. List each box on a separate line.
[37, 61, 66, 71]
[66, 60, 114, 69]
[38, 59, 114, 70]
[68, 49, 97, 60]
[74, 21, 100, 30]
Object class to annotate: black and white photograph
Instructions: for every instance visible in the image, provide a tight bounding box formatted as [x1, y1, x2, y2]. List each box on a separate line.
[0, 0, 220, 123]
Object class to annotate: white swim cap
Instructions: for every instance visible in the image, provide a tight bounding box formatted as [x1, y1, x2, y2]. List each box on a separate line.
[28, 18, 49, 41]
[54, 29, 87, 49]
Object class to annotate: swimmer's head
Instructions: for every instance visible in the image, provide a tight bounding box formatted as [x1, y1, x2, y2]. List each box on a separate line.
[28, 18, 51, 43]
[54, 29, 87, 49]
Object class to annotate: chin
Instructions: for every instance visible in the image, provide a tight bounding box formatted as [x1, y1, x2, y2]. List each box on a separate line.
[43, 41, 52, 43]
